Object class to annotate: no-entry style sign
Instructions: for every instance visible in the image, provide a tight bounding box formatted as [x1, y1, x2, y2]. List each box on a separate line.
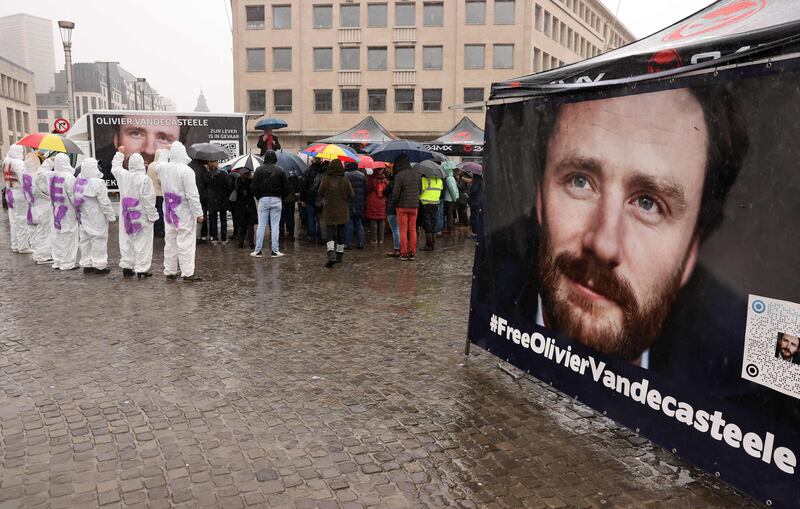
[53, 118, 70, 134]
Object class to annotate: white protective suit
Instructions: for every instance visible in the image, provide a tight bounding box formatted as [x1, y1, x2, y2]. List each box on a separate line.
[74, 158, 116, 270]
[3, 145, 31, 253]
[111, 151, 158, 274]
[47, 154, 79, 270]
[158, 142, 203, 277]
[22, 153, 52, 263]
[32, 158, 55, 263]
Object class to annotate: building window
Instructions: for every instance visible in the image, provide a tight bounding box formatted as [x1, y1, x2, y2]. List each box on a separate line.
[247, 90, 266, 113]
[493, 44, 513, 68]
[273, 47, 292, 71]
[368, 3, 388, 27]
[395, 3, 415, 26]
[246, 48, 266, 71]
[394, 89, 414, 112]
[423, 3, 443, 26]
[422, 46, 443, 70]
[465, 0, 486, 24]
[534, 4, 541, 30]
[495, 0, 515, 24]
[314, 48, 333, 71]
[533, 47, 541, 72]
[273, 5, 291, 29]
[395, 47, 415, 70]
[274, 90, 292, 112]
[464, 44, 485, 69]
[246, 5, 265, 29]
[313, 5, 333, 28]
[464, 87, 484, 111]
[341, 4, 360, 27]
[368, 47, 387, 70]
[91, 97, 97, 109]
[55, 109, 63, 119]
[552, 17, 559, 41]
[368, 89, 387, 111]
[37, 109, 47, 119]
[341, 90, 359, 112]
[82, 96, 89, 115]
[543, 11, 550, 35]
[422, 89, 441, 111]
[340, 47, 360, 70]
[38, 123, 48, 133]
[314, 90, 333, 112]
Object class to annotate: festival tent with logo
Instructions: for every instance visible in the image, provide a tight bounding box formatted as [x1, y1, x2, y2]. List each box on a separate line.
[422, 116, 485, 157]
[315, 116, 398, 146]
[471, 1, 800, 507]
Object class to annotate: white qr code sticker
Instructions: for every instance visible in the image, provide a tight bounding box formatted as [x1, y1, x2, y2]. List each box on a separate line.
[742, 294, 800, 399]
[211, 140, 240, 162]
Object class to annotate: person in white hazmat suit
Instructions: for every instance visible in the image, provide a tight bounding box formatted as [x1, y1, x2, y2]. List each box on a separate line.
[22, 152, 52, 264]
[32, 157, 55, 264]
[158, 141, 204, 281]
[74, 158, 116, 274]
[2, 145, 31, 253]
[47, 153, 79, 270]
[111, 147, 158, 278]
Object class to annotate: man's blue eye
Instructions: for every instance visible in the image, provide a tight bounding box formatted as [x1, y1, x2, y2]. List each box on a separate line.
[637, 196, 656, 211]
[572, 175, 588, 188]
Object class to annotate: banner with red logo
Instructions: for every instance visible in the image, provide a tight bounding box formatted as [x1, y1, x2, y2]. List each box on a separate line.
[472, 1, 800, 507]
[423, 116, 485, 156]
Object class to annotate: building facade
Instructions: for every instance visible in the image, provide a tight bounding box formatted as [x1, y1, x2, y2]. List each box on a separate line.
[0, 14, 55, 94]
[0, 56, 36, 159]
[232, 0, 634, 151]
[36, 62, 174, 130]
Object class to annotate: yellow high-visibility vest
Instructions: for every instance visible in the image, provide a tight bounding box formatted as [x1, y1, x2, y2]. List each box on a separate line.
[420, 176, 443, 205]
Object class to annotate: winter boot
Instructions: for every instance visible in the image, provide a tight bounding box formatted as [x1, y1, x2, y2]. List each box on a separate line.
[335, 244, 345, 264]
[420, 233, 434, 251]
[336, 251, 343, 264]
[83, 267, 96, 274]
[122, 268, 135, 277]
[325, 250, 336, 268]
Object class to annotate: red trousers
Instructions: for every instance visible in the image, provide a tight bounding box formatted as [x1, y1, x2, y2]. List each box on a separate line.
[396, 207, 418, 256]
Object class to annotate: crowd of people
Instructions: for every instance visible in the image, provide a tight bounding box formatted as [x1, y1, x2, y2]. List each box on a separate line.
[2, 138, 484, 275]
[2, 141, 204, 280]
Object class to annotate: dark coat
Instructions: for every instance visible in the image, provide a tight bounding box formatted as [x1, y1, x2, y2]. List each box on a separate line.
[366, 172, 388, 220]
[318, 161, 354, 226]
[257, 133, 281, 156]
[345, 169, 367, 217]
[233, 173, 257, 222]
[189, 160, 208, 206]
[206, 168, 232, 211]
[252, 163, 288, 200]
[390, 163, 421, 210]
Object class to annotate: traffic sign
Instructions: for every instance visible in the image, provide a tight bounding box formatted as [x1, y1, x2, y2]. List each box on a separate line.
[53, 118, 70, 134]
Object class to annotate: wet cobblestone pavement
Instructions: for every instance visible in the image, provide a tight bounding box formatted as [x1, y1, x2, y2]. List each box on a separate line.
[0, 214, 759, 508]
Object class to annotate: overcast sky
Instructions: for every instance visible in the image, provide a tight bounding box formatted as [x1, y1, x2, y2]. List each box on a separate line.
[0, 1, 714, 113]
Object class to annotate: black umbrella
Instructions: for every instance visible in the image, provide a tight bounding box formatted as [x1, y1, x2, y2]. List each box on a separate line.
[415, 160, 445, 178]
[187, 142, 229, 161]
[370, 140, 433, 163]
[275, 151, 308, 178]
[430, 151, 448, 163]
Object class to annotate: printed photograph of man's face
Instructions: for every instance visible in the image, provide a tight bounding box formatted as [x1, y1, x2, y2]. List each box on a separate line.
[113, 115, 180, 166]
[533, 86, 744, 364]
[776, 332, 799, 363]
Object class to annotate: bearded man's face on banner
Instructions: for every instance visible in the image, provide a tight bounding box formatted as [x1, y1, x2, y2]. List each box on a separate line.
[536, 88, 708, 361]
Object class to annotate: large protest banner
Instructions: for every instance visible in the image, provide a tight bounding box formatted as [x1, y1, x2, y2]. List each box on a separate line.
[89, 112, 246, 188]
[468, 1, 800, 506]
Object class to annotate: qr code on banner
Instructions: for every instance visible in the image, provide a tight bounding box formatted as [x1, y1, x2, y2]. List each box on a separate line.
[742, 294, 800, 399]
[211, 140, 240, 162]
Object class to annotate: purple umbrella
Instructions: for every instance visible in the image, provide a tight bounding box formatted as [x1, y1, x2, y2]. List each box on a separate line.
[458, 162, 483, 176]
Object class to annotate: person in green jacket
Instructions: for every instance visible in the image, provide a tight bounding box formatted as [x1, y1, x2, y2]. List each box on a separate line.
[318, 159, 354, 267]
[441, 162, 460, 234]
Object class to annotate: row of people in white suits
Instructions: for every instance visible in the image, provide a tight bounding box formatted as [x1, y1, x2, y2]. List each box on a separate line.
[2, 141, 204, 280]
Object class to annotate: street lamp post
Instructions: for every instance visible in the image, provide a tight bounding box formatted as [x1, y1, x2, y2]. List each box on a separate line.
[57, 20, 76, 123]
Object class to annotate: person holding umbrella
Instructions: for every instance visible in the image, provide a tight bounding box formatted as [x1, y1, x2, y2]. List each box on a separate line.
[255, 118, 287, 157]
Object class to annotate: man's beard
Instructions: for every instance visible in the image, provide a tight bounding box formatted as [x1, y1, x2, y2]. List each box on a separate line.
[537, 224, 685, 361]
[781, 348, 794, 360]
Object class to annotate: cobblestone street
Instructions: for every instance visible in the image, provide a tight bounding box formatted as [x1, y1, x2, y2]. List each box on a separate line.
[0, 215, 759, 508]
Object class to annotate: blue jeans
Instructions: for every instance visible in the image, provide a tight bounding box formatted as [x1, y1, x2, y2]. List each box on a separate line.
[256, 196, 282, 253]
[305, 202, 318, 241]
[387, 214, 400, 250]
[345, 213, 365, 247]
[436, 202, 444, 233]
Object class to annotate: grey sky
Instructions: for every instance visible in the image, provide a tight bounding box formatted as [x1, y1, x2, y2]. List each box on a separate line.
[1, 1, 714, 114]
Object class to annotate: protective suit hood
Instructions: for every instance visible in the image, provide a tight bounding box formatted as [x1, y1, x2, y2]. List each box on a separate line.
[54, 153, 73, 173]
[79, 157, 103, 179]
[128, 153, 146, 174]
[156, 150, 169, 164]
[24, 153, 41, 172]
[40, 159, 55, 172]
[8, 144, 24, 160]
[169, 142, 191, 165]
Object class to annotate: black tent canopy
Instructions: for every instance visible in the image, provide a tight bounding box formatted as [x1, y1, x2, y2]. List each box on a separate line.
[316, 116, 398, 145]
[423, 116, 484, 157]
